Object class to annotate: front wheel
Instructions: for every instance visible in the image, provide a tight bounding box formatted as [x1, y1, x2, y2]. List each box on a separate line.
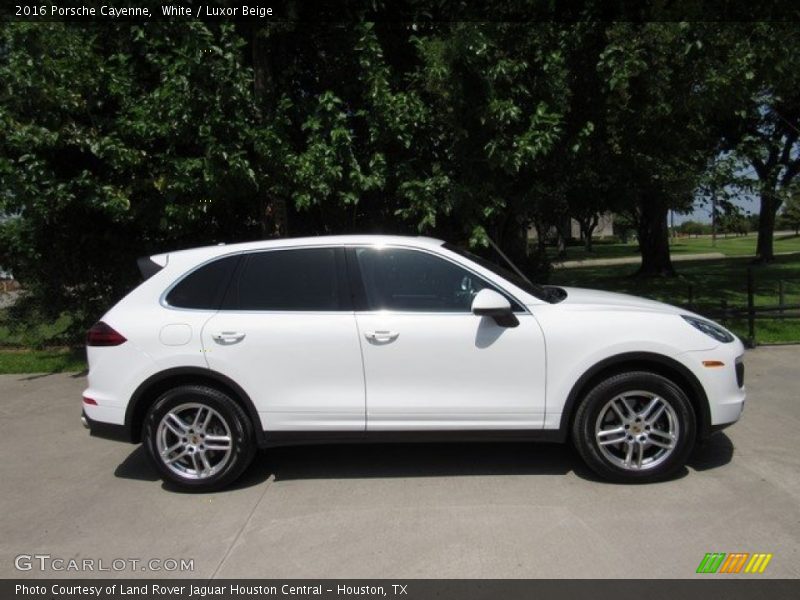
[572, 372, 696, 483]
[144, 385, 256, 491]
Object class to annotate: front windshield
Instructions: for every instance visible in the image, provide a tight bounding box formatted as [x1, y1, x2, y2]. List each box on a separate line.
[442, 243, 551, 302]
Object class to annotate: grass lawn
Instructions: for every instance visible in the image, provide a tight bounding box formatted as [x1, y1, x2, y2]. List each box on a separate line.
[0, 348, 86, 375]
[549, 252, 800, 345]
[549, 232, 800, 262]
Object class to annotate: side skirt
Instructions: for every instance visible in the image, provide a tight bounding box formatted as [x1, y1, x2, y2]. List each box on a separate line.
[257, 429, 566, 449]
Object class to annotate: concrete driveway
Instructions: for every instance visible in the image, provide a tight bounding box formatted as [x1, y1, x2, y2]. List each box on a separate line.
[1, 346, 798, 579]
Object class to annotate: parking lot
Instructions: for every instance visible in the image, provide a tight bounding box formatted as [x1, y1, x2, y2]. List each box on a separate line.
[1, 346, 799, 579]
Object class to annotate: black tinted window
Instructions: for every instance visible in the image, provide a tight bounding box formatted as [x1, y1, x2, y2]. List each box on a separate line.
[226, 248, 341, 311]
[165, 255, 240, 309]
[355, 247, 511, 312]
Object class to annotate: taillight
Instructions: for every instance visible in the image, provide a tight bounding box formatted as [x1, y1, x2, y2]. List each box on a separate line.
[86, 321, 127, 347]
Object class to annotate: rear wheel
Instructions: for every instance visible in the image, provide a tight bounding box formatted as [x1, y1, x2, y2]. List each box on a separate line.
[572, 372, 696, 482]
[144, 385, 255, 491]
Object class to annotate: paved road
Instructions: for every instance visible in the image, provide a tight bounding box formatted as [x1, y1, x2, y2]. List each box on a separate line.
[1, 347, 799, 579]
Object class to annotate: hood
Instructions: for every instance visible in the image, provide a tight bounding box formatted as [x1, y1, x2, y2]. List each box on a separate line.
[555, 286, 685, 315]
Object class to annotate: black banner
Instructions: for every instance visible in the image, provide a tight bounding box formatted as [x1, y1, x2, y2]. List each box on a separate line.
[2, 0, 800, 23]
[3, 580, 800, 600]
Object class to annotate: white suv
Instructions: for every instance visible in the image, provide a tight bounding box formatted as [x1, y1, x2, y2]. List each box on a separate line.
[82, 235, 745, 490]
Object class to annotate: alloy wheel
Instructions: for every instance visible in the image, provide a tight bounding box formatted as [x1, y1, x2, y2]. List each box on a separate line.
[155, 402, 233, 480]
[594, 391, 679, 471]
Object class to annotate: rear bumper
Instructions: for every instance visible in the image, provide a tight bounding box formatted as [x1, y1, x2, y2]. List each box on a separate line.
[81, 409, 133, 443]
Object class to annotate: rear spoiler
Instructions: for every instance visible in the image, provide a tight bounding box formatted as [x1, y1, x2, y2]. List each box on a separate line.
[137, 253, 168, 281]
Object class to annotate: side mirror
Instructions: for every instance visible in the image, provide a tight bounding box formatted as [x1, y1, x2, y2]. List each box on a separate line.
[471, 289, 519, 328]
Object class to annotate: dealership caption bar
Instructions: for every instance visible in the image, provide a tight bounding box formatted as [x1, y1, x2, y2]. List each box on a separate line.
[5, 580, 800, 600]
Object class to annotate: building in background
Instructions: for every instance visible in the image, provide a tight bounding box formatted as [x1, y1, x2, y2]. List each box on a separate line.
[528, 212, 615, 243]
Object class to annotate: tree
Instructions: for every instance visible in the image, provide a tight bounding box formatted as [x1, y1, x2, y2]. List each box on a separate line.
[597, 22, 736, 276]
[243, 19, 569, 262]
[558, 24, 613, 254]
[1, 20, 570, 336]
[695, 153, 754, 244]
[718, 206, 749, 236]
[780, 191, 800, 235]
[407, 22, 568, 260]
[4, 17, 797, 340]
[0, 22, 264, 331]
[720, 23, 800, 262]
[678, 221, 709, 237]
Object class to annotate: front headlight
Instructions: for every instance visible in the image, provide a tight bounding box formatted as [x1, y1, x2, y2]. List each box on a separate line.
[681, 315, 735, 343]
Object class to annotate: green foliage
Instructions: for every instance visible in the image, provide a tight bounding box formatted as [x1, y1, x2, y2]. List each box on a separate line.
[779, 191, 800, 234]
[718, 206, 751, 235]
[0, 22, 263, 338]
[0, 307, 75, 348]
[678, 221, 712, 236]
[596, 22, 742, 274]
[716, 23, 800, 259]
[1, 19, 798, 343]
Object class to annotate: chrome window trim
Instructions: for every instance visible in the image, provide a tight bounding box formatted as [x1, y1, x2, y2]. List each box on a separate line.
[159, 241, 533, 316]
[159, 245, 345, 313]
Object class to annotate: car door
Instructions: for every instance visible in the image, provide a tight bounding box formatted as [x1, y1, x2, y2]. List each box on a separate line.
[350, 245, 546, 431]
[202, 247, 366, 432]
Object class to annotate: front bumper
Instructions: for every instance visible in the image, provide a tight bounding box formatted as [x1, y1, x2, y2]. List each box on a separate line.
[680, 344, 746, 432]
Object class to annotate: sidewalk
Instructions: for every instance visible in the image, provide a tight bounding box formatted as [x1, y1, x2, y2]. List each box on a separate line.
[554, 249, 800, 269]
[554, 252, 725, 269]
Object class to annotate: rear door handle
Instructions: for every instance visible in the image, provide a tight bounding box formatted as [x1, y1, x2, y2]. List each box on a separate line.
[364, 330, 399, 343]
[212, 331, 246, 344]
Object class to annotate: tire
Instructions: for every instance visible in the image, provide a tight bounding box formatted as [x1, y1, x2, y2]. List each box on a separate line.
[144, 385, 256, 492]
[571, 371, 696, 483]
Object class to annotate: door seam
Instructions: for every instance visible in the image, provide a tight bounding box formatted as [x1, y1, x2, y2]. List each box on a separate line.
[351, 312, 369, 432]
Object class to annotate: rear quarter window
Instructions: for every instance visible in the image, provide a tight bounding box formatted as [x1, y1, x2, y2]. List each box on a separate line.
[164, 255, 241, 309]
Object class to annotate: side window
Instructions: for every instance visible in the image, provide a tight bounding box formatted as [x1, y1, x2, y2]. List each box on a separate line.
[225, 248, 342, 311]
[165, 255, 240, 310]
[354, 247, 517, 312]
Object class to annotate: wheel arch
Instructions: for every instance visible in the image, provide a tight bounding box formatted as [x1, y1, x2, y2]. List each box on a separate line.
[125, 367, 264, 445]
[559, 352, 710, 441]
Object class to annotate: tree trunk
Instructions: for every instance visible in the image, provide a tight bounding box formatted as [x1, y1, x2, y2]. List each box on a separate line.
[755, 191, 777, 263]
[251, 25, 289, 237]
[555, 222, 568, 258]
[636, 200, 675, 277]
[575, 213, 599, 253]
[556, 234, 566, 258]
[581, 219, 598, 252]
[533, 220, 547, 253]
[583, 227, 595, 252]
[498, 212, 529, 264]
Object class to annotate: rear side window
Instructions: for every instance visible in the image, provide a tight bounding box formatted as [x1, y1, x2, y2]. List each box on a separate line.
[165, 255, 240, 310]
[224, 248, 343, 311]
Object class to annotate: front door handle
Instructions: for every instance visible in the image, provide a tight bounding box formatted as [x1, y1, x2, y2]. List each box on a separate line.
[212, 331, 246, 345]
[364, 330, 399, 343]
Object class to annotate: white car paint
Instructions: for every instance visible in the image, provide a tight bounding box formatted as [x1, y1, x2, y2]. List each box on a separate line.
[356, 311, 546, 430]
[202, 310, 366, 431]
[82, 235, 745, 444]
